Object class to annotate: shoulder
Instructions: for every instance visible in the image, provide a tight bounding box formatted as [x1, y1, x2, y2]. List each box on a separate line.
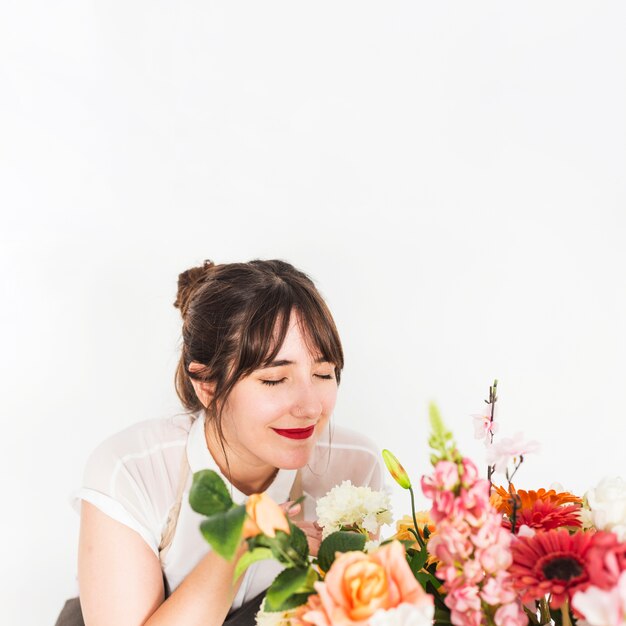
[82, 413, 193, 491]
[85, 414, 191, 464]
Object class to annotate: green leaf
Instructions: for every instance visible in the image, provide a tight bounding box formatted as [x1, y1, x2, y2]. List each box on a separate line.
[434, 606, 453, 626]
[275, 592, 315, 611]
[288, 520, 309, 561]
[415, 569, 442, 590]
[268, 530, 294, 564]
[199, 504, 246, 560]
[317, 531, 366, 573]
[246, 533, 272, 551]
[264, 567, 311, 612]
[408, 546, 428, 575]
[233, 547, 273, 582]
[189, 469, 233, 516]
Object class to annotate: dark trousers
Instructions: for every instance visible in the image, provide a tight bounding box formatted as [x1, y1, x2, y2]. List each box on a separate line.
[54, 592, 266, 626]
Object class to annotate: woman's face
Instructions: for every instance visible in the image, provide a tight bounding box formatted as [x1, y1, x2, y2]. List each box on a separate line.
[215, 312, 338, 476]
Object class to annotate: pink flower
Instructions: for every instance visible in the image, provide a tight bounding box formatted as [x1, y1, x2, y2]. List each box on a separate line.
[486, 432, 541, 474]
[473, 413, 499, 442]
[472, 515, 510, 550]
[478, 543, 513, 574]
[427, 489, 457, 522]
[480, 573, 517, 605]
[459, 482, 491, 527]
[494, 601, 527, 626]
[587, 531, 626, 590]
[301, 541, 433, 626]
[447, 585, 483, 626]
[446, 584, 481, 612]
[461, 458, 480, 486]
[463, 559, 485, 586]
[434, 461, 461, 491]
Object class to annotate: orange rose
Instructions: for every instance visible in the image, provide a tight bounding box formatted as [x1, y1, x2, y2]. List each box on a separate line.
[242, 493, 291, 538]
[300, 541, 433, 626]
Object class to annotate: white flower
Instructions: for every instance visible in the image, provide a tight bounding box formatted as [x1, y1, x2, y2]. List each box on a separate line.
[572, 571, 626, 626]
[316, 481, 393, 539]
[364, 539, 381, 553]
[255, 598, 300, 626]
[485, 432, 541, 474]
[370, 602, 435, 626]
[585, 477, 626, 541]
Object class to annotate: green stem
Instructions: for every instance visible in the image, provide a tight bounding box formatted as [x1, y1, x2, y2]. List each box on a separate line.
[269, 538, 300, 569]
[523, 605, 540, 625]
[561, 600, 572, 626]
[538, 597, 551, 625]
[409, 486, 426, 550]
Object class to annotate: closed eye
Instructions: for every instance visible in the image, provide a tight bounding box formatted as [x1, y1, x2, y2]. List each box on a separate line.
[261, 378, 286, 386]
[315, 374, 335, 380]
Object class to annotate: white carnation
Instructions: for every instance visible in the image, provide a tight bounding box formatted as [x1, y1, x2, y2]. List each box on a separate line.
[316, 481, 393, 539]
[371, 602, 435, 626]
[364, 539, 381, 553]
[585, 476, 626, 541]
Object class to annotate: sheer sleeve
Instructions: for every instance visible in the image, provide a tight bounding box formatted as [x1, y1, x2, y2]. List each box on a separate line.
[72, 418, 189, 556]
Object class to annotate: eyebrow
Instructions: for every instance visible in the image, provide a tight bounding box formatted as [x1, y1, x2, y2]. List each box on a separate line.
[259, 357, 331, 370]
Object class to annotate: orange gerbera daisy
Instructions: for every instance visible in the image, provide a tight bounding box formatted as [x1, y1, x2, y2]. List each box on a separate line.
[509, 528, 598, 608]
[491, 484, 582, 516]
[492, 484, 582, 533]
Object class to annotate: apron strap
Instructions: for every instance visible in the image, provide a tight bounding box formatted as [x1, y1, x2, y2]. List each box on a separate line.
[158, 454, 304, 561]
[158, 450, 191, 563]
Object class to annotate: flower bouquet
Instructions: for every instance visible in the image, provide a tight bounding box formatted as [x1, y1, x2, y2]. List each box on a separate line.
[189, 382, 626, 626]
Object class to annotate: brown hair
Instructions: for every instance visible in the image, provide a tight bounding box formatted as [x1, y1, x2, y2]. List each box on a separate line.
[173, 259, 344, 444]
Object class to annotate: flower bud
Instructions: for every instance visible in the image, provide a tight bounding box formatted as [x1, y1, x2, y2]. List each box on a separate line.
[382, 449, 412, 490]
[242, 492, 291, 538]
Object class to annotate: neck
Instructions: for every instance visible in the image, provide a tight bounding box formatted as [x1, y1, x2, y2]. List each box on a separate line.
[203, 418, 278, 495]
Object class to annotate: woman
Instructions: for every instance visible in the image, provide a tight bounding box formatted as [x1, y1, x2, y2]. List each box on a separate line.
[63, 259, 384, 626]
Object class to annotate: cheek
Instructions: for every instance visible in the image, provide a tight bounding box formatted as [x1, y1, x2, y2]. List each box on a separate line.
[322, 386, 339, 414]
[234, 394, 292, 427]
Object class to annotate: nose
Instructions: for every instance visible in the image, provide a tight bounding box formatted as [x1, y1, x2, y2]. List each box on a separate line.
[290, 380, 323, 420]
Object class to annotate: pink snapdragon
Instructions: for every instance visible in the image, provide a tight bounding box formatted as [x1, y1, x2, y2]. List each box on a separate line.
[423, 457, 526, 626]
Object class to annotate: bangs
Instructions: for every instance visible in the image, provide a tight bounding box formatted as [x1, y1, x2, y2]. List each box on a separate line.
[234, 281, 344, 382]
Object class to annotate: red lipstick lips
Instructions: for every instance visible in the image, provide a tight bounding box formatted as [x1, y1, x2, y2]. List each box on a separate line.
[272, 426, 315, 440]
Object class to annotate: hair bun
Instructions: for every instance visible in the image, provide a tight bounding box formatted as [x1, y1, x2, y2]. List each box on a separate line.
[174, 259, 215, 318]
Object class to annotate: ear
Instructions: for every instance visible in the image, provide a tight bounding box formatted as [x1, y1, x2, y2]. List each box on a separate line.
[188, 361, 215, 408]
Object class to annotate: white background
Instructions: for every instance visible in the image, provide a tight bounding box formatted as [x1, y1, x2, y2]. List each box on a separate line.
[1, 2, 625, 624]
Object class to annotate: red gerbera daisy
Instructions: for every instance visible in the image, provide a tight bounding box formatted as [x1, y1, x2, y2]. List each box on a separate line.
[492, 484, 583, 533]
[503, 499, 583, 534]
[509, 528, 598, 608]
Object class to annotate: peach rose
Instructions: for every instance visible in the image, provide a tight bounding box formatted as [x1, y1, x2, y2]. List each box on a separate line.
[242, 493, 291, 538]
[300, 541, 433, 626]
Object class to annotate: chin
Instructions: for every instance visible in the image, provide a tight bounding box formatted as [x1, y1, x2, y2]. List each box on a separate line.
[273, 445, 314, 470]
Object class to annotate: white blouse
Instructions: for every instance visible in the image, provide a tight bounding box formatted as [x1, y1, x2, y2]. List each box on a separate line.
[73, 411, 386, 610]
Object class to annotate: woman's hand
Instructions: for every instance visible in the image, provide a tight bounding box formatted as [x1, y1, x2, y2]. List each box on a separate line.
[280, 502, 323, 557]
